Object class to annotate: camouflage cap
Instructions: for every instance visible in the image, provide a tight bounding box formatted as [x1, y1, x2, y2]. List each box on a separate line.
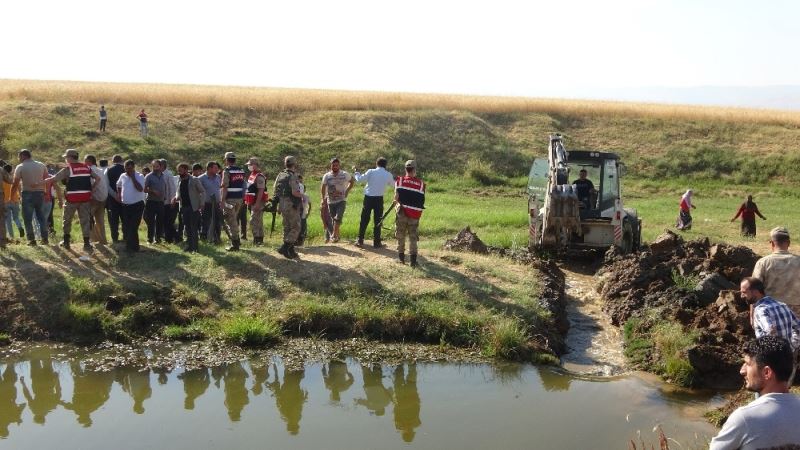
[224, 151, 236, 160]
[246, 157, 260, 166]
[404, 160, 416, 169]
[284, 155, 296, 167]
[62, 149, 79, 159]
[770, 226, 790, 240]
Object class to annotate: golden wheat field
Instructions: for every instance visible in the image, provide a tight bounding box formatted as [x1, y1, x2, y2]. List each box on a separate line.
[2, 79, 800, 126]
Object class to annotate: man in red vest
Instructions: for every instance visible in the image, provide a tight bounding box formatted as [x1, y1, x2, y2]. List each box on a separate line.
[44, 149, 100, 252]
[394, 160, 425, 267]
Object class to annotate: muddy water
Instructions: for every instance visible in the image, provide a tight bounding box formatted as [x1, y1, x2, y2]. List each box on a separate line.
[561, 264, 627, 376]
[0, 346, 720, 449]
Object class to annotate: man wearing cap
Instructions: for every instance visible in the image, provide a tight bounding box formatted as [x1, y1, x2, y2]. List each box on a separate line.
[220, 151, 246, 251]
[353, 157, 394, 248]
[273, 156, 303, 258]
[244, 157, 269, 246]
[394, 160, 426, 267]
[43, 149, 100, 252]
[321, 157, 354, 243]
[753, 227, 800, 317]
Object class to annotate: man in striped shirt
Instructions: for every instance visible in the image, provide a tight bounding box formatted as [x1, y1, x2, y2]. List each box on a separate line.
[740, 277, 800, 351]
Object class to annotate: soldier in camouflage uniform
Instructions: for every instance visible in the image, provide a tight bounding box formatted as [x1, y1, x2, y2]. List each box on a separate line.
[272, 156, 303, 259]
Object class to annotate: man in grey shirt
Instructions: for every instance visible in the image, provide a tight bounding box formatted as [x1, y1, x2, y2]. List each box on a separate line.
[197, 161, 223, 243]
[143, 160, 167, 244]
[710, 335, 800, 450]
[11, 149, 49, 246]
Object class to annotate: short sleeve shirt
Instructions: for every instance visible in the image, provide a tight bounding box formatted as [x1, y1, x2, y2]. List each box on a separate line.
[321, 170, 352, 204]
[13, 159, 48, 193]
[752, 251, 800, 307]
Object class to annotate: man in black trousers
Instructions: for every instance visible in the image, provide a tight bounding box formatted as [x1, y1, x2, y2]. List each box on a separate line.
[105, 155, 126, 243]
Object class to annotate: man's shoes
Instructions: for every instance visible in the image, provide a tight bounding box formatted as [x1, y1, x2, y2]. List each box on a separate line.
[332, 236, 340, 243]
[253, 236, 264, 246]
[60, 235, 71, 249]
[398, 253, 406, 264]
[226, 239, 240, 251]
[278, 243, 291, 258]
[373, 241, 385, 248]
[27, 240, 37, 247]
[287, 245, 299, 258]
[410, 254, 418, 268]
[355, 239, 364, 248]
[83, 237, 94, 253]
[18, 227, 24, 238]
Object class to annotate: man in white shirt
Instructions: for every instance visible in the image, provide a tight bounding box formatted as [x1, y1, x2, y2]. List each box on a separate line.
[353, 157, 394, 248]
[116, 160, 146, 252]
[710, 335, 800, 450]
[84, 155, 109, 245]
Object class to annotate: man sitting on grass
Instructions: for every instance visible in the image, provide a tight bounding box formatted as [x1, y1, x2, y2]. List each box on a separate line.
[710, 335, 800, 450]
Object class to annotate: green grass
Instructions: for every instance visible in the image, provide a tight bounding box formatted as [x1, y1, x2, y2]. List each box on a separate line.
[219, 315, 281, 347]
[623, 315, 699, 387]
[0, 333, 10, 346]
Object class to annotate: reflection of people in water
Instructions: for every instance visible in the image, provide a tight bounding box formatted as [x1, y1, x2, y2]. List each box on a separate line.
[250, 363, 269, 396]
[116, 367, 152, 414]
[20, 356, 62, 424]
[322, 360, 354, 402]
[152, 367, 170, 385]
[393, 364, 421, 443]
[211, 365, 225, 389]
[267, 364, 308, 435]
[61, 361, 114, 427]
[537, 367, 571, 392]
[0, 364, 26, 437]
[355, 364, 393, 416]
[223, 362, 249, 422]
[178, 368, 210, 410]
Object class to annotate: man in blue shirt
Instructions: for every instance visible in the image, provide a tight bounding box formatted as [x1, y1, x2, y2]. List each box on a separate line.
[353, 157, 394, 248]
[740, 277, 800, 351]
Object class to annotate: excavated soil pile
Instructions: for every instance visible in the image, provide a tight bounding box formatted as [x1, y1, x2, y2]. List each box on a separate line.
[443, 227, 489, 254]
[598, 230, 760, 389]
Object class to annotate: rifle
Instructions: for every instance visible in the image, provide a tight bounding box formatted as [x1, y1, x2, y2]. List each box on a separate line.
[266, 196, 280, 238]
[376, 200, 397, 230]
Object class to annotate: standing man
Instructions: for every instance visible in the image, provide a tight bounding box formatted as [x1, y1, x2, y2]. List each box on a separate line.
[105, 155, 126, 243]
[244, 157, 269, 246]
[739, 277, 800, 350]
[174, 163, 205, 253]
[353, 157, 394, 248]
[197, 162, 222, 244]
[84, 155, 108, 245]
[137, 109, 148, 138]
[116, 160, 146, 252]
[99, 105, 107, 132]
[220, 152, 245, 251]
[160, 159, 178, 243]
[709, 336, 800, 449]
[753, 227, 800, 317]
[142, 160, 167, 245]
[273, 156, 303, 258]
[11, 149, 49, 246]
[0, 160, 13, 248]
[43, 149, 100, 252]
[320, 157, 354, 243]
[394, 160, 426, 267]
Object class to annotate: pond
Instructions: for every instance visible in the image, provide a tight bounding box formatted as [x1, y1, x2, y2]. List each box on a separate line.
[0, 345, 720, 449]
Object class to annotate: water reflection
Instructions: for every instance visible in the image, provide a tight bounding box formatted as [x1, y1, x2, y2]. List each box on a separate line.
[0, 346, 718, 448]
[0, 365, 24, 437]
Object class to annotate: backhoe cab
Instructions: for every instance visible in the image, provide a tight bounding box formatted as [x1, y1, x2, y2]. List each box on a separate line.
[527, 134, 641, 253]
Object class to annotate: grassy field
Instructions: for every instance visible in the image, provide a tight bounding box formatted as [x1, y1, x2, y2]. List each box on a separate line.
[4, 79, 800, 374]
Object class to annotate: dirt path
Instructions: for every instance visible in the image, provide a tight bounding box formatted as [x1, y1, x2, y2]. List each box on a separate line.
[559, 263, 626, 376]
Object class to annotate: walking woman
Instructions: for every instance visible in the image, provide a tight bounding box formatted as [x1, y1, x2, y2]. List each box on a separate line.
[730, 195, 766, 237]
[676, 189, 695, 231]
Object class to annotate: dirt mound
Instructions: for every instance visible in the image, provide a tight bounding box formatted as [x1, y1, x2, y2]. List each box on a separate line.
[443, 227, 489, 254]
[598, 230, 760, 389]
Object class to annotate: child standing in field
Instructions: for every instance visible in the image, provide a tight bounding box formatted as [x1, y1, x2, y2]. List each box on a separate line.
[137, 109, 148, 137]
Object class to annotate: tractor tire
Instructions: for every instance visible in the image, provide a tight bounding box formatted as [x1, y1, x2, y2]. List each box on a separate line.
[621, 220, 634, 254]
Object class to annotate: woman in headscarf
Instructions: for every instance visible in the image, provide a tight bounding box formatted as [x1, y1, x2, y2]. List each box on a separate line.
[676, 189, 695, 231]
[730, 194, 766, 237]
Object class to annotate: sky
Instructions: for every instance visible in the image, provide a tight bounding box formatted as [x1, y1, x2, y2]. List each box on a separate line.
[2, 0, 799, 99]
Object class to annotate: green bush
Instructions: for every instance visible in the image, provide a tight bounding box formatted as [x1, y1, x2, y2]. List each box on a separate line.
[485, 318, 528, 359]
[220, 316, 281, 347]
[653, 322, 697, 386]
[62, 303, 104, 335]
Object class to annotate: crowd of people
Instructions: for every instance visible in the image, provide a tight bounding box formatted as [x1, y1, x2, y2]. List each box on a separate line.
[0, 148, 426, 265]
